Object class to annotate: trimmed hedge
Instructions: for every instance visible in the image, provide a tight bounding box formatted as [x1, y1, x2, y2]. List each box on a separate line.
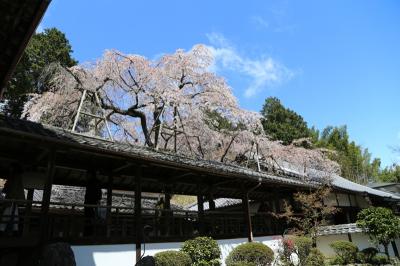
[181, 237, 221, 266]
[293, 236, 312, 266]
[154, 251, 192, 266]
[330, 240, 358, 265]
[225, 242, 274, 266]
[357, 247, 378, 264]
[304, 248, 325, 266]
[371, 253, 390, 265]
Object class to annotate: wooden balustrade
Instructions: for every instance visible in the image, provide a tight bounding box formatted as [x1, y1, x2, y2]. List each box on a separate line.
[0, 199, 280, 247]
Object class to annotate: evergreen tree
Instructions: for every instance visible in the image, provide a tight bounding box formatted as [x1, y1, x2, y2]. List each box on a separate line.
[2, 28, 77, 117]
[260, 97, 310, 145]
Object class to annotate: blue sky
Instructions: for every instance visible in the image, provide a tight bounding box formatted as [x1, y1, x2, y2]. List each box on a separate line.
[39, 0, 400, 166]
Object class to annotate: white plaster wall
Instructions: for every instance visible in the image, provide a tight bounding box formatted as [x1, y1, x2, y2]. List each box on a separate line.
[72, 235, 282, 266]
[316, 234, 349, 257]
[317, 233, 400, 258]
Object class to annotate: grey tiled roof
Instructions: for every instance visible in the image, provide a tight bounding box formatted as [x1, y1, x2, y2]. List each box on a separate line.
[318, 223, 363, 236]
[1, 115, 399, 201]
[0, 115, 311, 188]
[188, 198, 242, 211]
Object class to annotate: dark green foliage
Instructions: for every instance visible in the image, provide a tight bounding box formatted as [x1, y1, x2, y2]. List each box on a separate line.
[204, 109, 245, 132]
[330, 240, 358, 265]
[356, 247, 379, 264]
[260, 97, 310, 145]
[293, 236, 312, 266]
[154, 251, 191, 266]
[304, 248, 325, 266]
[313, 125, 382, 183]
[225, 242, 274, 266]
[181, 237, 221, 266]
[3, 27, 77, 118]
[228, 262, 256, 266]
[357, 207, 400, 258]
[378, 163, 400, 182]
[371, 253, 391, 265]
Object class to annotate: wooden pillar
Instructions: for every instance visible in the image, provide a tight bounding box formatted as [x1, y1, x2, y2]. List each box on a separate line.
[106, 175, 113, 237]
[41, 150, 55, 242]
[135, 166, 142, 263]
[272, 191, 279, 235]
[23, 188, 34, 236]
[164, 185, 171, 236]
[208, 193, 215, 211]
[392, 241, 399, 258]
[197, 191, 205, 235]
[242, 192, 253, 242]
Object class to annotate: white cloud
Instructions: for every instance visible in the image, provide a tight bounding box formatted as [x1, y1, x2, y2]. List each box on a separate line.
[250, 16, 269, 29]
[205, 32, 293, 98]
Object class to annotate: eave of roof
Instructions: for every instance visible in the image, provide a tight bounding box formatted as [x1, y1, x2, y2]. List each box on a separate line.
[0, 0, 51, 96]
[1, 115, 399, 201]
[0, 115, 312, 188]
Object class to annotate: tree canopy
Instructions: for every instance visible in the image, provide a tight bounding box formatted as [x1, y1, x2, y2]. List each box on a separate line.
[313, 126, 381, 183]
[23, 46, 338, 176]
[2, 28, 77, 118]
[261, 97, 311, 145]
[357, 207, 400, 257]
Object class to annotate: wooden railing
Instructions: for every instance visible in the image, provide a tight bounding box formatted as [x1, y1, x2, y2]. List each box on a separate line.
[0, 199, 282, 246]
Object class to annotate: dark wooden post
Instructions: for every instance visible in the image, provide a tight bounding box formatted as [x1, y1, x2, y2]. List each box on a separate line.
[242, 192, 253, 242]
[106, 175, 113, 237]
[164, 185, 171, 236]
[135, 166, 142, 263]
[197, 191, 205, 235]
[392, 241, 399, 258]
[272, 191, 279, 235]
[208, 193, 215, 211]
[23, 188, 34, 236]
[41, 150, 55, 242]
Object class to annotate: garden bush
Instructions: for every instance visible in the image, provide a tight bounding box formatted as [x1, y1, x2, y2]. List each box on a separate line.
[137, 256, 156, 266]
[277, 236, 312, 266]
[181, 236, 221, 266]
[330, 240, 358, 265]
[371, 253, 390, 265]
[356, 247, 378, 264]
[154, 251, 192, 266]
[293, 236, 312, 265]
[228, 262, 256, 266]
[225, 242, 274, 266]
[304, 248, 325, 266]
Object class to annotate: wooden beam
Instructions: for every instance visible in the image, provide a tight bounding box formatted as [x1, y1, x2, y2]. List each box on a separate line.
[23, 188, 34, 236]
[135, 166, 143, 263]
[197, 189, 205, 235]
[106, 175, 113, 237]
[242, 192, 253, 242]
[164, 185, 171, 236]
[41, 150, 55, 243]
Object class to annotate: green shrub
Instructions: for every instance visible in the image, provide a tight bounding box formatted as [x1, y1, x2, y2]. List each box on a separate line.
[330, 240, 358, 264]
[329, 256, 345, 265]
[228, 262, 256, 266]
[357, 247, 379, 263]
[154, 251, 192, 266]
[137, 256, 156, 266]
[304, 248, 325, 266]
[225, 242, 274, 266]
[371, 253, 390, 265]
[293, 236, 312, 266]
[390, 257, 400, 266]
[181, 236, 221, 266]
